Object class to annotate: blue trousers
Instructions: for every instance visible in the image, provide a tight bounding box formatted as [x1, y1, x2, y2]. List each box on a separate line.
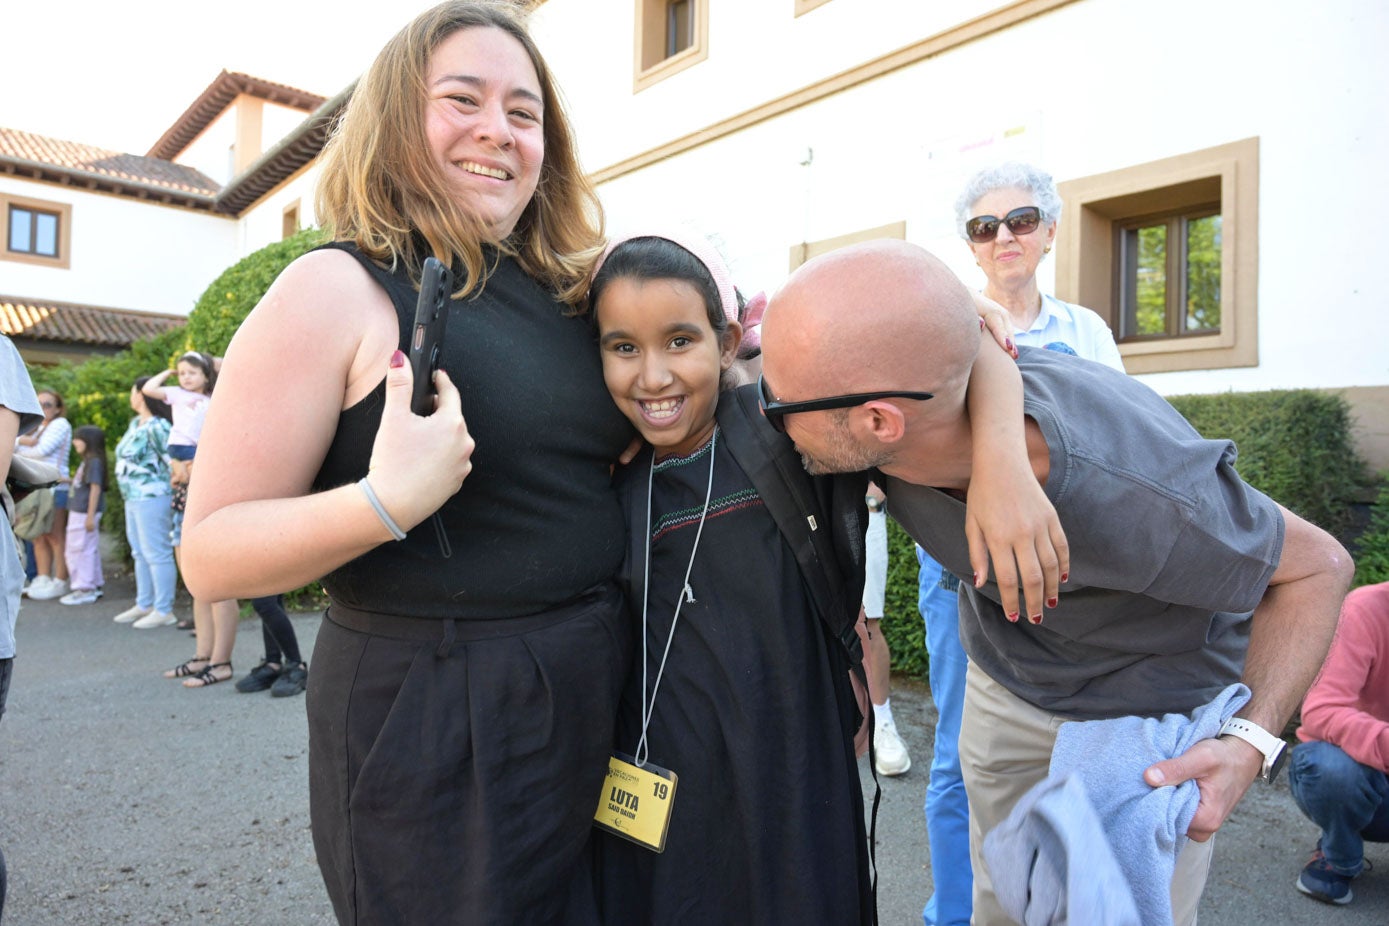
[124, 495, 176, 613]
[1288, 739, 1389, 875]
[917, 547, 971, 926]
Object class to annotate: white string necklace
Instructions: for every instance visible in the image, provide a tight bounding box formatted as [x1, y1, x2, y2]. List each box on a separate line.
[634, 427, 718, 768]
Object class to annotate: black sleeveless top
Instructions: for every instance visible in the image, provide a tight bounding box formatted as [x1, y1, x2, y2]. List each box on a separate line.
[311, 243, 632, 619]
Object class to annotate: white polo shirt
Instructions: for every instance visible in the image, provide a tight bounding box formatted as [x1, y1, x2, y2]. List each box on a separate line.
[1015, 295, 1125, 372]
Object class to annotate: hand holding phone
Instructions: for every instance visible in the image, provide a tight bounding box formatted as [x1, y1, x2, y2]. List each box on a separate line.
[409, 256, 454, 416]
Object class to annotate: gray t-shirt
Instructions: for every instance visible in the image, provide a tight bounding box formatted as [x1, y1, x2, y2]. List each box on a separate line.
[68, 456, 106, 514]
[885, 348, 1284, 720]
[2, 335, 43, 660]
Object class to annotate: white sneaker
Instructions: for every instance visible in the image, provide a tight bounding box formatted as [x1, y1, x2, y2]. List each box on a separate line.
[873, 720, 912, 777]
[28, 577, 69, 600]
[113, 604, 152, 623]
[132, 610, 177, 629]
[22, 575, 50, 598]
[59, 588, 101, 606]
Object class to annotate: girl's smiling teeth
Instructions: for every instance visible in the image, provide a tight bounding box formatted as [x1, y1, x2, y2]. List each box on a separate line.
[459, 160, 511, 180]
[640, 397, 684, 421]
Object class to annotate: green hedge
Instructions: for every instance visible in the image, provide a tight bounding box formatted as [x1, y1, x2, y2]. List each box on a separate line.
[1165, 390, 1365, 536]
[25, 228, 327, 608]
[1353, 478, 1389, 587]
[878, 388, 1371, 677]
[880, 517, 930, 677]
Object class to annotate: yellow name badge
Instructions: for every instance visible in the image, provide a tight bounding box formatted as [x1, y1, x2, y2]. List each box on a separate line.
[592, 753, 678, 853]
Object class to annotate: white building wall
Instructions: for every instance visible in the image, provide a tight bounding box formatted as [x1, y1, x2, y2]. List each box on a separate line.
[533, 0, 1389, 399]
[178, 114, 237, 187]
[237, 164, 324, 256]
[0, 175, 235, 316]
[533, 0, 1004, 171]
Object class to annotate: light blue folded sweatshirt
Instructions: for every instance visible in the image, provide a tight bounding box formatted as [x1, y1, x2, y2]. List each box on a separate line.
[984, 682, 1252, 926]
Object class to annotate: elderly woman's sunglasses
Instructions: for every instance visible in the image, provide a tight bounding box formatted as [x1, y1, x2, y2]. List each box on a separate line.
[965, 205, 1043, 244]
[757, 374, 933, 434]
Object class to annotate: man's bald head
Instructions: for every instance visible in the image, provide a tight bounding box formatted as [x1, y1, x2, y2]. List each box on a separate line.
[762, 240, 980, 409]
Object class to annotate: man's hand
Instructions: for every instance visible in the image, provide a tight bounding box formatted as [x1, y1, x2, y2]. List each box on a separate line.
[1142, 735, 1264, 841]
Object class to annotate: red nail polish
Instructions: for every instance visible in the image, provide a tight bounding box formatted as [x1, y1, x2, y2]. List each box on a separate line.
[1047, 597, 1058, 608]
[1005, 337, 1015, 352]
[390, 349, 406, 369]
[972, 571, 979, 587]
[1060, 572, 1069, 583]
[1028, 614, 1042, 625]
[979, 317, 985, 331]
[1006, 611, 1019, 623]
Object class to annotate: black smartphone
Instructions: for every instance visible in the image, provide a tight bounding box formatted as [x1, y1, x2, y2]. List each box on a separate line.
[409, 256, 454, 416]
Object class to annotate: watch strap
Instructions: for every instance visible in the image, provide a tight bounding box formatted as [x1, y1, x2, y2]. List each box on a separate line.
[1218, 717, 1286, 781]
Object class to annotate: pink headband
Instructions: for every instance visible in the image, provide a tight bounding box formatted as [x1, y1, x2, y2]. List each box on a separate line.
[596, 226, 764, 352]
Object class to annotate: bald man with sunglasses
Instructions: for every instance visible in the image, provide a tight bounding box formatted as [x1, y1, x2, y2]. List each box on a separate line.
[758, 239, 1353, 926]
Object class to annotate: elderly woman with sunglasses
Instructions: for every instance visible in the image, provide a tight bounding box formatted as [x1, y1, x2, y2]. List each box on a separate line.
[957, 162, 1123, 370]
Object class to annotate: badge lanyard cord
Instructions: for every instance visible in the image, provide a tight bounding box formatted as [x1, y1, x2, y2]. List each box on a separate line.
[635, 428, 717, 769]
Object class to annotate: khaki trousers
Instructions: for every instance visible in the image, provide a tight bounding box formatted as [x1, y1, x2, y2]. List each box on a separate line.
[958, 662, 1214, 925]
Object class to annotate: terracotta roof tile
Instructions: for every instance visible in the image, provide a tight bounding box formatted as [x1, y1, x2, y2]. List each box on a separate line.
[0, 296, 185, 347]
[0, 127, 220, 198]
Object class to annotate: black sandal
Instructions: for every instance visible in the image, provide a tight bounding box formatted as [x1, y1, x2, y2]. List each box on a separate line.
[164, 655, 210, 679]
[183, 662, 233, 688]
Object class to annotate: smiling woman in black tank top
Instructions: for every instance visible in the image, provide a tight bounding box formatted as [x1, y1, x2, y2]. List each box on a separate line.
[178, 4, 633, 922]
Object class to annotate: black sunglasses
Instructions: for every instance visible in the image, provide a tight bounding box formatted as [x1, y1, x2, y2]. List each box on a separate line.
[757, 374, 933, 434]
[965, 205, 1043, 244]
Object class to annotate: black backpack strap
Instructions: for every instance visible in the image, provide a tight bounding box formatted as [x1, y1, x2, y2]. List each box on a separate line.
[718, 385, 868, 663]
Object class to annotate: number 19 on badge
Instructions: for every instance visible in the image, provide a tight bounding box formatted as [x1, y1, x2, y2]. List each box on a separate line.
[593, 753, 678, 852]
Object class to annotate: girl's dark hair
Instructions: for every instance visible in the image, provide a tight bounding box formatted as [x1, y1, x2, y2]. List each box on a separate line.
[591, 237, 729, 339]
[134, 376, 173, 421]
[178, 351, 218, 395]
[72, 424, 108, 490]
[591, 236, 752, 389]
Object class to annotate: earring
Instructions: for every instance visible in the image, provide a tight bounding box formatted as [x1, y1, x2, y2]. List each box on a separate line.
[1043, 246, 1051, 254]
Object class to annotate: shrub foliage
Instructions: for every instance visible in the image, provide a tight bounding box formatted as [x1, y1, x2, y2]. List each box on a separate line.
[1353, 478, 1389, 587]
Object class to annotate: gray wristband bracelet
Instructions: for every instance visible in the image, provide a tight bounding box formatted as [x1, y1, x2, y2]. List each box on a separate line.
[358, 476, 407, 541]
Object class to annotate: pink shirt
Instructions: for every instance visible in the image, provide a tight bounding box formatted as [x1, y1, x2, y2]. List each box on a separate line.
[163, 385, 209, 447]
[1297, 582, 1389, 772]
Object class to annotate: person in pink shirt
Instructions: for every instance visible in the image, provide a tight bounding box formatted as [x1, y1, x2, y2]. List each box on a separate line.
[1289, 581, 1389, 906]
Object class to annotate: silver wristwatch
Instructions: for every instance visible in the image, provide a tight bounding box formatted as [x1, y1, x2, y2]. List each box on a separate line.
[1217, 717, 1288, 783]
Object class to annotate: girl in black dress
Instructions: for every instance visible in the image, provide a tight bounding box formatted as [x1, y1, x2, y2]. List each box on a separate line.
[588, 230, 1044, 924]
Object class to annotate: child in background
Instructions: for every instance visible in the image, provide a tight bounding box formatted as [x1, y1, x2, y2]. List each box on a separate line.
[584, 229, 1049, 924]
[59, 425, 107, 606]
[142, 351, 215, 487]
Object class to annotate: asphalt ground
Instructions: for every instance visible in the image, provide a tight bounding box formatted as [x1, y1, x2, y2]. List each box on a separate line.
[2, 571, 1386, 925]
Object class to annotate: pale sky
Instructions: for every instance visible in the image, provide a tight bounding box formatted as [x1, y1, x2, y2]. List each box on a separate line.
[0, 1, 440, 155]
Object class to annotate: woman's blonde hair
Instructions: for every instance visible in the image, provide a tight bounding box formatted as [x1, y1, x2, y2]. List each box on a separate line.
[315, 0, 604, 308]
